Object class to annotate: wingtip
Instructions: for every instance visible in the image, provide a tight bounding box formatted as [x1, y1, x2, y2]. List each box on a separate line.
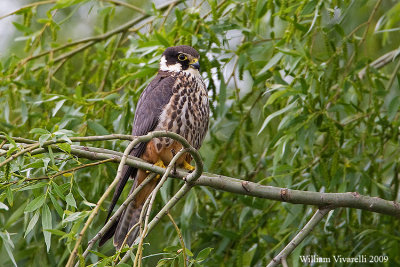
[98, 219, 118, 247]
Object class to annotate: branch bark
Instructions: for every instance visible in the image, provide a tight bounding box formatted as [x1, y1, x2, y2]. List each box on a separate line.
[64, 131, 202, 266]
[2, 133, 400, 218]
[3, 132, 400, 265]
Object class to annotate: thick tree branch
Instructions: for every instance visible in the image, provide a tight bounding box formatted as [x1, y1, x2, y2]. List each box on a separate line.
[65, 131, 202, 266]
[2, 134, 399, 217]
[3, 132, 400, 265]
[0, 158, 113, 186]
[53, 131, 202, 266]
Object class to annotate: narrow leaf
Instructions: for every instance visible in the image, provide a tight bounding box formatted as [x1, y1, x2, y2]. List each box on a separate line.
[52, 99, 67, 117]
[39, 134, 51, 147]
[66, 192, 77, 208]
[257, 52, 283, 75]
[25, 195, 46, 212]
[30, 128, 50, 134]
[258, 100, 298, 135]
[25, 212, 39, 237]
[196, 247, 214, 262]
[42, 204, 52, 251]
[87, 120, 109, 135]
[387, 96, 400, 121]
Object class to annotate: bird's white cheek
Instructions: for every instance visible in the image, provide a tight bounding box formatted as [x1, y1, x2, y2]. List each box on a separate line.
[160, 56, 182, 72]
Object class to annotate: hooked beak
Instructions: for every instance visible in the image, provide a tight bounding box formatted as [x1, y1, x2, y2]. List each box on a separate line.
[190, 59, 200, 70]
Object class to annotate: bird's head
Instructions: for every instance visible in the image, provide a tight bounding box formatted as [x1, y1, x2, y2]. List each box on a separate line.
[159, 45, 201, 75]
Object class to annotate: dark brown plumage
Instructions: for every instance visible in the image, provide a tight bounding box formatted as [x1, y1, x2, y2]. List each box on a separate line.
[99, 45, 209, 248]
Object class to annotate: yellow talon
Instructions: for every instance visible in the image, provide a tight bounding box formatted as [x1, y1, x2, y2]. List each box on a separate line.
[149, 159, 165, 179]
[146, 159, 165, 179]
[183, 160, 195, 171]
[154, 159, 166, 168]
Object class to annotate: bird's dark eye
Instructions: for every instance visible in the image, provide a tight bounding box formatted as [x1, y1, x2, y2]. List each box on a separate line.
[178, 54, 187, 61]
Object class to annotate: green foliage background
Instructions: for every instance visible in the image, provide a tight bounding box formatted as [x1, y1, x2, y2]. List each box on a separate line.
[1, 0, 400, 266]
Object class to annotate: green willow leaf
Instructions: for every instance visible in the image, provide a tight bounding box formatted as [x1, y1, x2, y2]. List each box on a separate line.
[258, 100, 298, 135]
[87, 120, 109, 135]
[65, 192, 77, 208]
[25, 195, 46, 213]
[257, 52, 283, 76]
[24, 212, 39, 237]
[42, 204, 52, 252]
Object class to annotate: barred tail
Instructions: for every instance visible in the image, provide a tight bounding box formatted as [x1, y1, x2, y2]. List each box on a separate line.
[113, 169, 157, 249]
[113, 201, 143, 249]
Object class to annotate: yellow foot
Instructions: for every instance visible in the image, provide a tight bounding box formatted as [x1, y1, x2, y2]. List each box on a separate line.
[149, 159, 165, 179]
[183, 160, 195, 171]
[154, 159, 166, 168]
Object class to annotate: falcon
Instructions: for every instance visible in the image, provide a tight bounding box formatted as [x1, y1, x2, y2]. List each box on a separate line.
[99, 45, 209, 248]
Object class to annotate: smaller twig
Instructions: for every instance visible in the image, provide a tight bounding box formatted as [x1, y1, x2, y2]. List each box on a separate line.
[0, 134, 135, 146]
[1, 158, 113, 186]
[251, 38, 280, 45]
[226, 55, 239, 86]
[114, 221, 140, 263]
[0, 136, 36, 144]
[267, 207, 332, 267]
[386, 56, 400, 90]
[167, 212, 187, 267]
[171, 149, 177, 174]
[98, 31, 127, 92]
[202, 0, 227, 19]
[0, 0, 56, 20]
[134, 148, 187, 267]
[117, 193, 153, 266]
[10, 0, 182, 71]
[325, 0, 382, 68]
[120, 183, 194, 263]
[133, 192, 154, 267]
[51, 41, 96, 64]
[51, 58, 68, 76]
[0, 140, 6, 149]
[0, 143, 40, 168]
[66, 138, 139, 267]
[0, 134, 135, 167]
[358, 49, 400, 79]
[0, 143, 32, 157]
[99, 0, 147, 14]
[344, 0, 382, 73]
[159, 1, 176, 29]
[77, 173, 157, 266]
[281, 258, 289, 267]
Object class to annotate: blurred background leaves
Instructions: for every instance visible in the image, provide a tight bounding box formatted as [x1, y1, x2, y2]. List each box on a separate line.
[0, 0, 400, 266]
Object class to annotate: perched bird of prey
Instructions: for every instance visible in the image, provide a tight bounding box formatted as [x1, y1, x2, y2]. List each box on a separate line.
[99, 45, 209, 248]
